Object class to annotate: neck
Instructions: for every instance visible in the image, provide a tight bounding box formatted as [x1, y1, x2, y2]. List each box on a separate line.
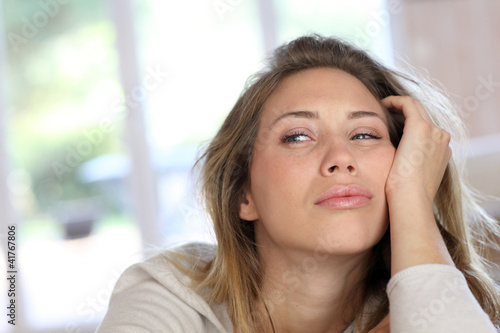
[256, 245, 370, 333]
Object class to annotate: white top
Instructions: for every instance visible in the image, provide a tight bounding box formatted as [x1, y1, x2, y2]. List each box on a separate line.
[97, 243, 497, 332]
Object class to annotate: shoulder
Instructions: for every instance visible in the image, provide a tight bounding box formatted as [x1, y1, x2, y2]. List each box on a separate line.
[110, 242, 216, 294]
[97, 242, 231, 333]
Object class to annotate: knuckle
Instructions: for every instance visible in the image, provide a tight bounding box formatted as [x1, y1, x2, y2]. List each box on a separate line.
[416, 121, 431, 134]
[430, 126, 441, 138]
[401, 95, 413, 104]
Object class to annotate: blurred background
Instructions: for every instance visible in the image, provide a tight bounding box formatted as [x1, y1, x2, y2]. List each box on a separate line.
[0, 0, 499, 332]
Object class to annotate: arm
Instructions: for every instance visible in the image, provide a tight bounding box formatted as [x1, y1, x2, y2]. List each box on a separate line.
[387, 264, 497, 332]
[381, 96, 497, 332]
[382, 96, 453, 275]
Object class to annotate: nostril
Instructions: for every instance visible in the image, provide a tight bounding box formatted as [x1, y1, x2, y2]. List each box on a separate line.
[328, 166, 336, 173]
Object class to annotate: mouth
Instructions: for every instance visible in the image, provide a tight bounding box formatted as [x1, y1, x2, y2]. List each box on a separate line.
[314, 184, 373, 210]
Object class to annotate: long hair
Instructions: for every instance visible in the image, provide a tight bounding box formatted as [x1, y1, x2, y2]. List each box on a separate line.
[191, 35, 500, 332]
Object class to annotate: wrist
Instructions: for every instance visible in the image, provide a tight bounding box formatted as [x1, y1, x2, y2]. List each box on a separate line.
[387, 188, 454, 275]
[386, 186, 434, 211]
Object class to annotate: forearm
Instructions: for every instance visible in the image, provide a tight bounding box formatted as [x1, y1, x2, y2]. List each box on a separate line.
[388, 264, 498, 333]
[388, 191, 454, 276]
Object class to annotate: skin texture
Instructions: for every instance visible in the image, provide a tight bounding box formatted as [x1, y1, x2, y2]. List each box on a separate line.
[241, 68, 395, 257]
[238, 68, 453, 332]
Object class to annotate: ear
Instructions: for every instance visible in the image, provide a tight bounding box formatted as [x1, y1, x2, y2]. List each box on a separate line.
[239, 190, 259, 221]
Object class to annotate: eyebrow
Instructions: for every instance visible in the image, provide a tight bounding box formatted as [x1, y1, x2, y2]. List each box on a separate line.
[270, 110, 386, 128]
[270, 110, 319, 128]
[347, 110, 387, 124]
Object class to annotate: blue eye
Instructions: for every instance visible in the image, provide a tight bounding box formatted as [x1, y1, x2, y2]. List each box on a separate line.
[351, 133, 382, 140]
[281, 132, 311, 143]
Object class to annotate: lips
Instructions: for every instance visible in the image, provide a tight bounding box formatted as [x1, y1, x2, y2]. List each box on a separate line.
[314, 184, 373, 209]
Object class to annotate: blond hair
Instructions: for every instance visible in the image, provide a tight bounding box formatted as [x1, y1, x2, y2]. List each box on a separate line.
[190, 35, 500, 332]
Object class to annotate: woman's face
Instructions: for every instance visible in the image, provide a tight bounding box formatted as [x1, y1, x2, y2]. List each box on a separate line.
[239, 68, 396, 256]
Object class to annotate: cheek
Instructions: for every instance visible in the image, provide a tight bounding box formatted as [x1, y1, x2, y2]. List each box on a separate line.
[251, 150, 291, 195]
[250, 149, 311, 211]
[360, 146, 396, 183]
[380, 148, 396, 177]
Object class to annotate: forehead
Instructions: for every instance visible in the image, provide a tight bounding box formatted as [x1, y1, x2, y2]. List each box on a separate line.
[261, 68, 382, 123]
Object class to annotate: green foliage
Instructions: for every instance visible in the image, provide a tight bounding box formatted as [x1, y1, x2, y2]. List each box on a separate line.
[2, 0, 124, 211]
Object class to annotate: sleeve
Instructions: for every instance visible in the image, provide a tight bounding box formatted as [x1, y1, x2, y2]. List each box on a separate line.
[387, 264, 498, 333]
[96, 262, 207, 333]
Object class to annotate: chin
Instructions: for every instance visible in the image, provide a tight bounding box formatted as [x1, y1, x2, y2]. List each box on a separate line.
[312, 218, 388, 256]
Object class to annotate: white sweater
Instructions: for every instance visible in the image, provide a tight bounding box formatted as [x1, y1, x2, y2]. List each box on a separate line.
[97, 244, 497, 332]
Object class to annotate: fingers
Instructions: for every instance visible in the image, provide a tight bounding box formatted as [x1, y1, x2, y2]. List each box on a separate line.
[381, 95, 451, 145]
[381, 96, 433, 125]
[414, 99, 433, 125]
[383, 95, 452, 201]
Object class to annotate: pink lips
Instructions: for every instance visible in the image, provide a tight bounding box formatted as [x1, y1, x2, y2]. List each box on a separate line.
[314, 184, 373, 209]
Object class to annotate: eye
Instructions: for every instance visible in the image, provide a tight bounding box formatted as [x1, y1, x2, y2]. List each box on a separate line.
[351, 132, 382, 140]
[281, 132, 312, 144]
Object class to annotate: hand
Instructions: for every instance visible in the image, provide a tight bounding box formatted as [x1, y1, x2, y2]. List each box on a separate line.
[381, 96, 454, 275]
[368, 314, 390, 333]
[382, 96, 451, 205]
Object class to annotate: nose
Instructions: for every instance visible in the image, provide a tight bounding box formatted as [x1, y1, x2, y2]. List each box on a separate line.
[320, 139, 358, 177]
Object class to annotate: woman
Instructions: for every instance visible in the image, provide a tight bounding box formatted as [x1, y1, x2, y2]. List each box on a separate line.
[98, 35, 500, 332]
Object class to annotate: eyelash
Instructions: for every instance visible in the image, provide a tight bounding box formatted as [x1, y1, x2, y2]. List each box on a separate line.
[281, 131, 310, 143]
[281, 131, 382, 144]
[350, 132, 382, 140]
